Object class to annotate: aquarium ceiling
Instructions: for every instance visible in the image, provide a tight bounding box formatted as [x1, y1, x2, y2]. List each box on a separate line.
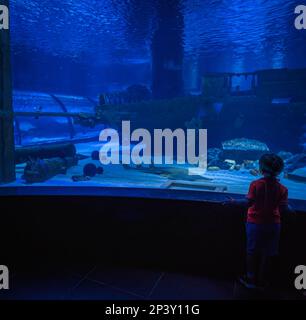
[10, 0, 306, 72]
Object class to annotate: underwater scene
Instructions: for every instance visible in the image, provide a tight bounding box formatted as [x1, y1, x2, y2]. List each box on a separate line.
[1, 0, 306, 201]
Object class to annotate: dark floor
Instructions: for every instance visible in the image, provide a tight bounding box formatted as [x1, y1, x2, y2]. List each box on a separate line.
[1, 264, 305, 301]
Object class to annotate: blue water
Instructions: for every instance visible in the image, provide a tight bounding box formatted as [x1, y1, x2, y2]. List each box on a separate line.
[1, 0, 306, 201]
[10, 0, 306, 95]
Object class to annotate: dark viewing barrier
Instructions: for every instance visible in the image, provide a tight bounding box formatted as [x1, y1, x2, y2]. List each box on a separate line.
[1, 187, 305, 290]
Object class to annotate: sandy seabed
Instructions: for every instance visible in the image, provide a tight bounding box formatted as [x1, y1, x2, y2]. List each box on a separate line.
[2, 142, 306, 202]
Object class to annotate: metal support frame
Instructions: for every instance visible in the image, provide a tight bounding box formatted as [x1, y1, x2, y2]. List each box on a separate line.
[0, 0, 16, 183]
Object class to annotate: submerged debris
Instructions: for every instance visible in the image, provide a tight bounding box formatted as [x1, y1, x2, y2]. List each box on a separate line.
[207, 148, 232, 169]
[91, 150, 100, 160]
[22, 156, 78, 184]
[71, 163, 104, 182]
[242, 160, 258, 170]
[287, 167, 306, 182]
[207, 166, 220, 171]
[221, 138, 269, 163]
[15, 143, 77, 164]
[284, 153, 306, 173]
[83, 163, 98, 177]
[72, 175, 91, 182]
[277, 151, 293, 161]
[250, 169, 260, 176]
[83, 163, 104, 177]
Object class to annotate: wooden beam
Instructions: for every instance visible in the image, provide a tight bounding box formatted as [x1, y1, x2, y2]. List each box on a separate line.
[0, 0, 15, 183]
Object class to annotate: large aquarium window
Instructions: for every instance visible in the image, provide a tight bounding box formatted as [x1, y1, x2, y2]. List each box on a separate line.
[1, 0, 306, 201]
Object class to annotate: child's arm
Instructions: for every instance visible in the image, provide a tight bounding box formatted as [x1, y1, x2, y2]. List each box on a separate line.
[280, 203, 295, 214]
[222, 195, 254, 207]
[222, 181, 256, 207]
[279, 188, 296, 215]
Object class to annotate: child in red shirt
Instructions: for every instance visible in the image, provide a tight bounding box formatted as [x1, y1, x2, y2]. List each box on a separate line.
[228, 153, 290, 289]
[242, 153, 290, 289]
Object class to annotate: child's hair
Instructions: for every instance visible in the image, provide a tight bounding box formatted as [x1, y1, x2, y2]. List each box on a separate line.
[259, 153, 284, 177]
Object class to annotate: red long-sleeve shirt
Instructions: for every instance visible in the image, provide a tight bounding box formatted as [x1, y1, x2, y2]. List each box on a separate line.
[247, 177, 288, 224]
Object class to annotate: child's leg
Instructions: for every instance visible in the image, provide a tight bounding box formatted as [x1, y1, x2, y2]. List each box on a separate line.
[243, 223, 261, 286]
[258, 224, 281, 287]
[239, 253, 260, 288]
[246, 254, 259, 283]
[257, 255, 273, 287]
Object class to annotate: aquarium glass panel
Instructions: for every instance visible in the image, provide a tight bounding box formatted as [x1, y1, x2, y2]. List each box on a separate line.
[0, 0, 306, 202]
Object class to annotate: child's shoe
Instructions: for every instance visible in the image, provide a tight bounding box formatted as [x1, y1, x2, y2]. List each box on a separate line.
[238, 275, 258, 290]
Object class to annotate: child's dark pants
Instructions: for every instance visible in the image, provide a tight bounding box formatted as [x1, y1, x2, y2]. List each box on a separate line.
[246, 223, 281, 285]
